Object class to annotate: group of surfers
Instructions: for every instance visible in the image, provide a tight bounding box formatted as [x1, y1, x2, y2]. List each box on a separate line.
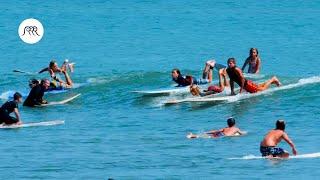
[173, 48, 296, 158]
[0, 60, 75, 126]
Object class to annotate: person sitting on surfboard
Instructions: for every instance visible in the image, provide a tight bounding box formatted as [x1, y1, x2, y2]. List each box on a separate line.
[260, 120, 297, 158]
[0, 92, 23, 125]
[172, 60, 215, 87]
[226, 58, 281, 95]
[39, 60, 74, 89]
[242, 48, 261, 74]
[23, 79, 50, 107]
[190, 67, 230, 96]
[187, 117, 245, 138]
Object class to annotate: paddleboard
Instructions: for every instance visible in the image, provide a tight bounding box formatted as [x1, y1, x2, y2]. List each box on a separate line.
[228, 152, 320, 160]
[37, 93, 81, 107]
[0, 120, 64, 129]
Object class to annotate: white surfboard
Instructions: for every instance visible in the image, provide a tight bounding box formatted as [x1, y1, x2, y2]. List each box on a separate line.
[37, 93, 81, 107]
[187, 131, 247, 139]
[165, 76, 320, 104]
[0, 120, 64, 129]
[228, 152, 320, 160]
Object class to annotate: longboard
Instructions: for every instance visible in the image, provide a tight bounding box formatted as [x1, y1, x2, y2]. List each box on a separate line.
[38, 93, 81, 106]
[132, 84, 208, 95]
[0, 120, 64, 129]
[228, 152, 320, 160]
[187, 131, 247, 139]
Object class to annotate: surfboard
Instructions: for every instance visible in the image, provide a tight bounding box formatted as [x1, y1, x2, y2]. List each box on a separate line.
[228, 152, 320, 160]
[165, 76, 320, 104]
[0, 120, 64, 129]
[37, 93, 81, 106]
[132, 84, 208, 95]
[187, 131, 247, 139]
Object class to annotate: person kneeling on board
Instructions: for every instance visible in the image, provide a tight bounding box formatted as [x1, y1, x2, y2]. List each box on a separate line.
[226, 58, 281, 95]
[190, 67, 229, 96]
[171, 60, 216, 87]
[0, 92, 23, 125]
[260, 120, 297, 158]
[187, 117, 245, 138]
[23, 79, 50, 107]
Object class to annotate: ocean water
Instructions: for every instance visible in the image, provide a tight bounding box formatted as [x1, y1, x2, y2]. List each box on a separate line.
[0, 0, 320, 179]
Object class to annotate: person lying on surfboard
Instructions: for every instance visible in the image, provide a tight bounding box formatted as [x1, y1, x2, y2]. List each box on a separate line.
[187, 117, 245, 138]
[172, 60, 215, 87]
[241, 48, 261, 74]
[38, 60, 74, 89]
[23, 79, 50, 107]
[190, 67, 230, 96]
[226, 58, 281, 95]
[0, 92, 23, 125]
[260, 120, 297, 158]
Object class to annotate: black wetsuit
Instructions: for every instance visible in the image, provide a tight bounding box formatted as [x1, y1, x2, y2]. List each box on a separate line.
[173, 75, 193, 87]
[23, 84, 46, 107]
[0, 101, 18, 124]
[226, 67, 246, 87]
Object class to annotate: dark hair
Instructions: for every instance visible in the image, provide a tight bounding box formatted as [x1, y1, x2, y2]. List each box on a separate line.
[13, 92, 22, 100]
[227, 117, 236, 127]
[172, 68, 181, 75]
[40, 79, 49, 85]
[249, 48, 259, 56]
[276, 119, 285, 130]
[30, 79, 39, 85]
[49, 60, 57, 68]
[227, 58, 236, 64]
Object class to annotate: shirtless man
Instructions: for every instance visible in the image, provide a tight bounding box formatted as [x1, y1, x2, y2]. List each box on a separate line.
[187, 117, 245, 138]
[242, 48, 261, 74]
[260, 120, 297, 158]
[226, 58, 281, 95]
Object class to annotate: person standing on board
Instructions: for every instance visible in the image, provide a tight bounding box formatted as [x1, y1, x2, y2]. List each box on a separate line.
[260, 120, 297, 158]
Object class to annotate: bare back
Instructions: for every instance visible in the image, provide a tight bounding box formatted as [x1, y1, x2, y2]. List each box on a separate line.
[222, 126, 241, 136]
[260, 129, 284, 147]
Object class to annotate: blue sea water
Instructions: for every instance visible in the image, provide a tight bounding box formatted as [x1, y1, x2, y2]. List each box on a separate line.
[0, 0, 320, 179]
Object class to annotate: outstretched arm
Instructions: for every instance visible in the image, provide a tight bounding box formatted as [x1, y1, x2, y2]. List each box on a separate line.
[13, 108, 22, 124]
[283, 132, 297, 155]
[230, 80, 235, 95]
[255, 58, 261, 74]
[235, 68, 245, 93]
[241, 59, 249, 72]
[38, 67, 49, 74]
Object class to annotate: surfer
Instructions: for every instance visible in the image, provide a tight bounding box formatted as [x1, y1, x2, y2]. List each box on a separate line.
[190, 67, 229, 96]
[226, 58, 281, 95]
[23, 79, 50, 107]
[0, 92, 23, 125]
[260, 120, 297, 158]
[242, 48, 261, 74]
[187, 117, 245, 138]
[39, 60, 74, 89]
[172, 60, 216, 87]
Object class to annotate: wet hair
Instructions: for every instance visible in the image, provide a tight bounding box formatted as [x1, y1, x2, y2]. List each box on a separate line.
[276, 119, 286, 130]
[249, 48, 259, 56]
[227, 58, 236, 64]
[29, 79, 39, 85]
[49, 60, 57, 68]
[40, 79, 50, 85]
[13, 92, 22, 100]
[227, 117, 236, 127]
[172, 68, 181, 75]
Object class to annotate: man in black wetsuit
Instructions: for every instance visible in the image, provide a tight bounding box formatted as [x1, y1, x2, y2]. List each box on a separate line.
[23, 79, 50, 107]
[0, 92, 23, 125]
